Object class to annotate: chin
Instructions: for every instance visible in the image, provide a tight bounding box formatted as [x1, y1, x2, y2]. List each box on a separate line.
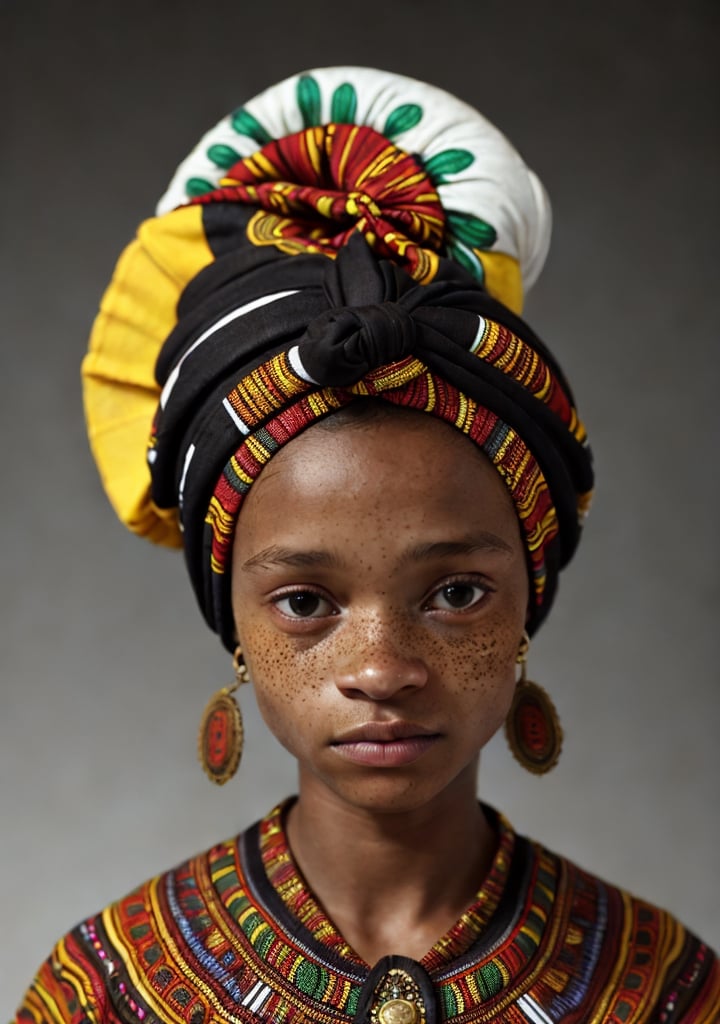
[318, 766, 478, 818]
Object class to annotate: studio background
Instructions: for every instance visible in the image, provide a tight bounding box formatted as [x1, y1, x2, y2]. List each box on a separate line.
[3, 0, 718, 1010]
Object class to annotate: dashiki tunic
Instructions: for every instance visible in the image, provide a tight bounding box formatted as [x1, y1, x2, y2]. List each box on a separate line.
[17, 803, 719, 1023]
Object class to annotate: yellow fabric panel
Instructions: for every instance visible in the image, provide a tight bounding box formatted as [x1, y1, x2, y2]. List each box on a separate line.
[478, 251, 523, 314]
[82, 205, 213, 548]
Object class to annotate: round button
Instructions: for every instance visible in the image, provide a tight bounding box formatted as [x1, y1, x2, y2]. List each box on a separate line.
[378, 998, 418, 1024]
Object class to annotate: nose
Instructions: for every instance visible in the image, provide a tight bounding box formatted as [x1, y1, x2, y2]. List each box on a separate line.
[334, 617, 428, 701]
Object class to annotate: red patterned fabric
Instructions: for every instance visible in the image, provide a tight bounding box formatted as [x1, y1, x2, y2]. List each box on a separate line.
[192, 124, 446, 284]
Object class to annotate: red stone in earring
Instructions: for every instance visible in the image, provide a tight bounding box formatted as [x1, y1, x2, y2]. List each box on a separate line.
[197, 646, 250, 785]
[505, 631, 563, 774]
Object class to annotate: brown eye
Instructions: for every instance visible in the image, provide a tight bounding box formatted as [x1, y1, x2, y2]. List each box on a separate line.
[274, 591, 334, 618]
[427, 582, 486, 611]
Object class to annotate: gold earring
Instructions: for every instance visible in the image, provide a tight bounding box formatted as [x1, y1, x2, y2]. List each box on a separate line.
[197, 646, 251, 785]
[505, 631, 563, 774]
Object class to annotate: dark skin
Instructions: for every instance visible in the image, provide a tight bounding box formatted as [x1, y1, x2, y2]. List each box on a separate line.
[231, 408, 529, 964]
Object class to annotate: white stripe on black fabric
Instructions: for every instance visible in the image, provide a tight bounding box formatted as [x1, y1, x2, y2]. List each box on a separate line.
[222, 398, 251, 435]
[160, 289, 300, 409]
[178, 443, 196, 509]
[287, 344, 319, 384]
[469, 315, 487, 353]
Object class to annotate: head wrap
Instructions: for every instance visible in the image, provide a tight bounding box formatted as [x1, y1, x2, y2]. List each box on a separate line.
[83, 67, 593, 650]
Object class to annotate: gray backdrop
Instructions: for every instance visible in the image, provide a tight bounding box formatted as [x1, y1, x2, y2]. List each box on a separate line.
[3, 0, 719, 1010]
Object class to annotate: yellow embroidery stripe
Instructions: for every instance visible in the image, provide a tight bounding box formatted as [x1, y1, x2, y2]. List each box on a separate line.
[25, 937, 104, 1024]
[206, 495, 235, 529]
[473, 322, 590, 444]
[302, 127, 323, 177]
[359, 358, 427, 391]
[355, 145, 402, 187]
[337, 125, 359, 185]
[525, 509, 558, 550]
[456, 390, 471, 431]
[102, 897, 190, 1024]
[379, 168, 434, 194]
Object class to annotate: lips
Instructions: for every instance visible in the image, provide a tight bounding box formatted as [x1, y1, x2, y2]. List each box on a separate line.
[330, 721, 441, 767]
[333, 721, 438, 743]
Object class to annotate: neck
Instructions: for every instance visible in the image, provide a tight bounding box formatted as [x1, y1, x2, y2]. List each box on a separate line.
[285, 764, 497, 964]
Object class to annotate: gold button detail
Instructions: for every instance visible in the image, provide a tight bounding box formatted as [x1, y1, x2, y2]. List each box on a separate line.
[378, 999, 418, 1024]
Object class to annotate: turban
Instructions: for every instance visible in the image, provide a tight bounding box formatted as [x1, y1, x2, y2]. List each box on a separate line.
[83, 67, 593, 650]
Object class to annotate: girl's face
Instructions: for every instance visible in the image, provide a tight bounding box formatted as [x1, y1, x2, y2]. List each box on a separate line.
[231, 409, 529, 815]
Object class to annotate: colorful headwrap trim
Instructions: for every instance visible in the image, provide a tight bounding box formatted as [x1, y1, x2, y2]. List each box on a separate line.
[205, 350, 557, 645]
[83, 67, 593, 649]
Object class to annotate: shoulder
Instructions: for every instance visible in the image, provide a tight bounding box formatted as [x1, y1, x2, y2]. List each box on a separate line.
[517, 828, 720, 1022]
[14, 835, 239, 1024]
[14, 820, 720, 1024]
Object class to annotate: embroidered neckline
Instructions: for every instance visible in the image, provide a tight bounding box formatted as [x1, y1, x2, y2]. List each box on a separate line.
[47, 801, 711, 1024]
[256, 799, 517, 969]
[105, 802, 564, 1023]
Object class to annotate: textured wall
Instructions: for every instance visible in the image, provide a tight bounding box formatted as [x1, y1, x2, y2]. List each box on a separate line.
[3, 0, 718, 1010]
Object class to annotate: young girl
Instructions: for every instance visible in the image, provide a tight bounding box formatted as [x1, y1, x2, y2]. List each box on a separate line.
[16, 67, 719, 1023]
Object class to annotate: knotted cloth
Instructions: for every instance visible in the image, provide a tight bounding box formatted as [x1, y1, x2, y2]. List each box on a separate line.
[83, 67, 593, 650]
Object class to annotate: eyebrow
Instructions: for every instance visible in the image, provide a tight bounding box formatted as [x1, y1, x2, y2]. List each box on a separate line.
[241, 533, 513, 573]
[399, 535, 514, 565]
[241, 546, 345, 572]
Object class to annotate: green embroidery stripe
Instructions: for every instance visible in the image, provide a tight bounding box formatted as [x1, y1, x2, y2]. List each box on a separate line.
[524, 907, 547, 943]
[183, 894, 205, 911]
[475, 960, 504, 999]
[346, 986, 361, 1015]
[516, 929, 538, 957]
[441, 984, 458, 1017]
[211, 851, 236, 872]
[227, 894, 247, 918]
[255, 928, 274, 958]
[214, 871, 238, 894]
[239, 908, 266, 938]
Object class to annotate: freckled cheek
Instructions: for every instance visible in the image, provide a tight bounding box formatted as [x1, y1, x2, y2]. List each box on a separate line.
[239, 620, 334, 751]
[431, 626, 519, 719]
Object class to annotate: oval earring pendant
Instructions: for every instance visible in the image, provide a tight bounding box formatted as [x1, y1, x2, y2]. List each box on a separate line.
[505, 678, 563, 775]
[198, 687, 244, 785]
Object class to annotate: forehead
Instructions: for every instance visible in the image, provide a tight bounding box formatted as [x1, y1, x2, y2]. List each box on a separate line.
[233, 407, 523, 555]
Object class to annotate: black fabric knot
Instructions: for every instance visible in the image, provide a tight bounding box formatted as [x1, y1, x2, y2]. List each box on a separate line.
[299, 302, 417, 386]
